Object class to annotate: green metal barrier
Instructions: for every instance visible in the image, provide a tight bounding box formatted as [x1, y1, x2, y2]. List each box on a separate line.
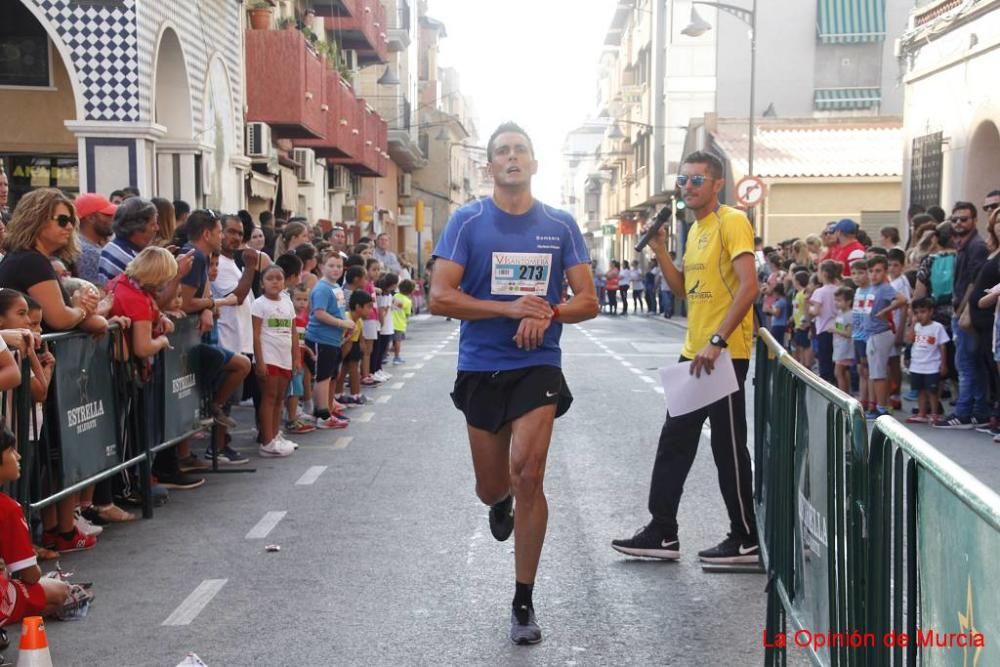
[756, 329, 869, 667]
[868, 417, 1000, 666]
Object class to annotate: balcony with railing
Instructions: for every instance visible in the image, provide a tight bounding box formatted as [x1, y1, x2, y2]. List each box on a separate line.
[295, 70, 355, 158]
[386, 1, 412, 52]
[246, 28, 327, 139]
[329, 98, 388, 177]
[319, 0, 389, 66]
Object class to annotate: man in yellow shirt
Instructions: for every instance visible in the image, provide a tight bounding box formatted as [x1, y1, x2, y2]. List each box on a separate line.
[612, 151, 760, 564]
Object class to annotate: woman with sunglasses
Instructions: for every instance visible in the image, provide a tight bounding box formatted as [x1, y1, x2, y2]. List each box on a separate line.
[0, 188, 107, 334]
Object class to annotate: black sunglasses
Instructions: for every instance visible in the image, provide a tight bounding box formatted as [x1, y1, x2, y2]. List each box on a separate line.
[984, 203, 999, 212]
[52, 214, 76, 228]
[950, 215, 973, 223]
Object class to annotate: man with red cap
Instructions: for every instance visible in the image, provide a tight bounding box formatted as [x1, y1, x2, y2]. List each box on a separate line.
[828, 218, 866, 277]
[74, 193, 117, 283]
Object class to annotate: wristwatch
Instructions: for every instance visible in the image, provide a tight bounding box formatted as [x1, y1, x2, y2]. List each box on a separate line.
[709, 334, 728, 348]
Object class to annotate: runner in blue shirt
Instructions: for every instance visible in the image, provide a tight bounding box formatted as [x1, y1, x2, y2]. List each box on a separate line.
[430, 122, 599, 645]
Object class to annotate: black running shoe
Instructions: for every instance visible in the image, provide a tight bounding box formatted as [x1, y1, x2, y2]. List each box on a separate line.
[610, 524, 680, 560]
[489, 495, 514, 542]
[510, 605, 542, 645]
[697, 534, 759, 564]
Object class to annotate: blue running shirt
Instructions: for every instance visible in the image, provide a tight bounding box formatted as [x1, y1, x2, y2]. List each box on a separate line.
[433, 198, 590, 371]
[306, 278, 347, 346]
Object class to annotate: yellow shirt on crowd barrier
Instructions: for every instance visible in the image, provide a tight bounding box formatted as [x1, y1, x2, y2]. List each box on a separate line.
[681, 205, 755, 360]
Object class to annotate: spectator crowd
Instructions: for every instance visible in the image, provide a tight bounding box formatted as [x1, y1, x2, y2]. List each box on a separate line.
[756, 191, 1000, 433]
[0, 176, 424, 632]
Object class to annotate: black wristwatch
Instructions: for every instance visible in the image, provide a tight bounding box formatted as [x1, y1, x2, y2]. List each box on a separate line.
[709, 334, 728, 348]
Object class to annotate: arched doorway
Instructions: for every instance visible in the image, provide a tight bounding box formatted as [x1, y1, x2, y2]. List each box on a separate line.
[1, 1, 83, 206]
[152, 26, 194, 202]
[965, 121, 1000, 209]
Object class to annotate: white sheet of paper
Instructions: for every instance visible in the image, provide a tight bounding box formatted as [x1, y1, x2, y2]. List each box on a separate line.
[659, 351, 739, 416]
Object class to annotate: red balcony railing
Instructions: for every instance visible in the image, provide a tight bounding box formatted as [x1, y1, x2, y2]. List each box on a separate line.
[323, 0, 388, 65]
[329, 98, 388, 177]
[296, 70, 354, 158]
[246, 29, 327, 139]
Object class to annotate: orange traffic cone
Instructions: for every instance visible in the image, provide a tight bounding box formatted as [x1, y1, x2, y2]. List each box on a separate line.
[16, 616, 52, 667]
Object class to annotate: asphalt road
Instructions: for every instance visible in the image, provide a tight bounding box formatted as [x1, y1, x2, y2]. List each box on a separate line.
[8, 312, 799, 666]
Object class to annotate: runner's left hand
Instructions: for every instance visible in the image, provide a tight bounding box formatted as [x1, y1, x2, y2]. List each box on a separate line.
[513, 317, 551, 351]
[690, 342, 722, 378]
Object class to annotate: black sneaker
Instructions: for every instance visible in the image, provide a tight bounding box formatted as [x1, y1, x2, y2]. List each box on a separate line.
[154, 471, 206, 490]
[489, 495, 514, 542]
[205, 445, 249, 465]
[697, 534, 759, 564]
[610, 524, 680, 560]
[510, 605, 542, 645]
[931, 413, 975, 429]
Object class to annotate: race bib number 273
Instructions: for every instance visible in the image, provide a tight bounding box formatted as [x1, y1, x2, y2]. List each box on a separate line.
[491, 252, 552, 297]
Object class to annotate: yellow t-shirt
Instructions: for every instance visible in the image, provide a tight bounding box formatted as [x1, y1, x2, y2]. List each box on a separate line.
[682, 205, 755, 360]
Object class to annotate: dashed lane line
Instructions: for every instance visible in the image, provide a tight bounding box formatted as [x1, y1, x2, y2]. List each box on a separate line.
[389, 382, 405, 389]
[295, 466, 327, 485]
[353, 412, 374, 422]
[333, 436, 353, 450]
[245, 511, 286, 539]
[403, 373, 415, 379]
[376, 395, 393, 404]
[162, 579, 228, 626]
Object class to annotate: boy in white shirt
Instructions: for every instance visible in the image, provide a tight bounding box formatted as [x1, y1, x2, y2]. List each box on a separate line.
[905, 297, 949, 423]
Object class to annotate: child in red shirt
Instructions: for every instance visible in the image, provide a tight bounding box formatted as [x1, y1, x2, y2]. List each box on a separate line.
[0, 427, 70, 625]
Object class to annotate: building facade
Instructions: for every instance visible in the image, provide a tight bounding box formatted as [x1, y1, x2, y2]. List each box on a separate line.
[899, 0, 1000, 220]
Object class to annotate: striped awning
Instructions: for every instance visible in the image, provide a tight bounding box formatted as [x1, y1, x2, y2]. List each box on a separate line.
[814, 87, 881, 110]
[816, 0, 886, 43]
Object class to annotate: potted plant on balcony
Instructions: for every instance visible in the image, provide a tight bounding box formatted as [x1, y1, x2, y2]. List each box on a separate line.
[248, 0, 273, 30]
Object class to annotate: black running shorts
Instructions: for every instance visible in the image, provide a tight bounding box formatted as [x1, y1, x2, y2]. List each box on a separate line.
[450, 365, 573, 434]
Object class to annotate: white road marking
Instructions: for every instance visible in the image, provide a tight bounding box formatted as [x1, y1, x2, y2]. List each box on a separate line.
[403, 373, 415, 379]
[640, 376, 655, 384]
[296, 466, 328, 485]
[389, 382, 404, 389]
[423, 355, 433, 361]
[354, 412, 374, 422]
[620, 360, 632, 367]
[629, 368, 643, 375]
[376, 394, 393, 404]
[245, 511, 287, 539]
[333, 436, 353, 450]
[411, 364, 424, 370]
[654, 387, 665, 394]
[162, 579, 228, 626]
[466, 525, 484, 565]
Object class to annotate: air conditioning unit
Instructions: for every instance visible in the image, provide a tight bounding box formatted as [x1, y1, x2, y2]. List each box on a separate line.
[343, 49, 358, 70]
[293, 148, 316, 183]
[400, 173, 412, 197]
[247, 122, 272, 158]
[342, 205, 358, 222]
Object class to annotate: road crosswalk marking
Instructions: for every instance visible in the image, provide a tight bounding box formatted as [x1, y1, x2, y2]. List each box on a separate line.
[245, 511, 286, 539]
[296, 466, 327, 485]
[162, 579, 228, 626]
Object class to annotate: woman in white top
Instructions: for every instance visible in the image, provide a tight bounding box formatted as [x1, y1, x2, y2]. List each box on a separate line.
[619, 260, 632, 315]
[630, 262, 645, 313]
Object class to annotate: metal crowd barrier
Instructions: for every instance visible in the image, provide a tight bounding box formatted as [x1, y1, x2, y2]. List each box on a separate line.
[756, 328, 1000, 666]
[4, 318, 207, 521]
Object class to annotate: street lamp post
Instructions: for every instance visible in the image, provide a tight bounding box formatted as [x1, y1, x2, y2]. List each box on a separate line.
[682, 0, 758, 230]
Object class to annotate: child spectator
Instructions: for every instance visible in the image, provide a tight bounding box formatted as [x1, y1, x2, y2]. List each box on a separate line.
[906, 297, 949, 423]
[373, 273, 398, 377]
[850, 259, 873, 411]
[767, 283, 790, 347]
[832, 286, 855, 394]
[0, 426, 72, 624]
[305, 253, 353, 429]
[284, 284, 316, 435]
[392, 279, 414, 364]
[252, 265, 299, 456]
[808, 260, 841, 383]
[790, 271, 812, 367]
[864, 256, 908, 419]
[0, 290, 97, 552]
[362, 258, 384, 385]
[887, 247, 912, 408]
[339, 290, 374, 406]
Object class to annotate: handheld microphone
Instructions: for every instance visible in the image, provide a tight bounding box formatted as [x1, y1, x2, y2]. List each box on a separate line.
[634, 201, 674, 253]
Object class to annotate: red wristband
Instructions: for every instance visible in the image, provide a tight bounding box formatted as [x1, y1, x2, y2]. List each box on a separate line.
[551, 304, 561, 321]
